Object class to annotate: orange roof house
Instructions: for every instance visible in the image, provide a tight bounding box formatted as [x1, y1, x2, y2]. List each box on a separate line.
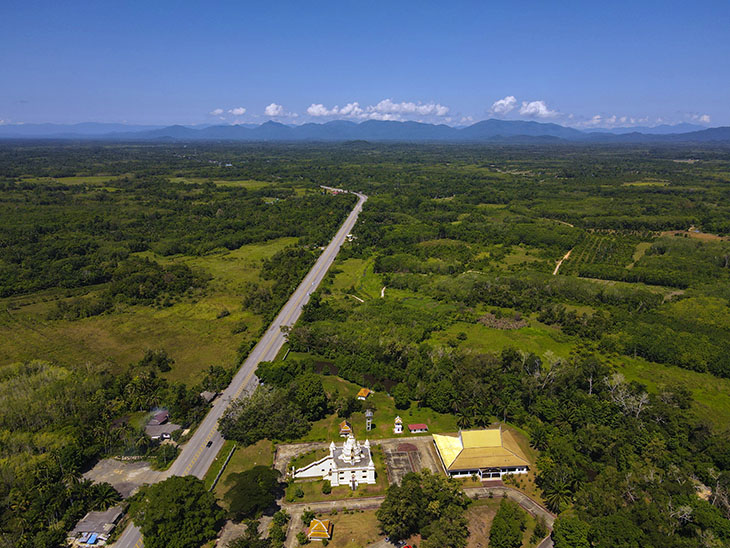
[357, 388, 372, 400]
[339, 420, 352, 437]
[307, 518, 333, 541]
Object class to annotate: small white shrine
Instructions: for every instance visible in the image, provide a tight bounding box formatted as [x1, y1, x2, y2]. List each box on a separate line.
[292, 434, 376, 488]
[394, 416, 403, 434]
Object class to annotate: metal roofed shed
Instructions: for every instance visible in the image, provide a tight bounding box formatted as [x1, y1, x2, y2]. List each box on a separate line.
[67, 505, 124, 546]
[200, 390, 218, 403]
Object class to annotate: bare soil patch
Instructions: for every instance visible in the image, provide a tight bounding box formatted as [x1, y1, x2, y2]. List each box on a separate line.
[83, 458, 163, 498]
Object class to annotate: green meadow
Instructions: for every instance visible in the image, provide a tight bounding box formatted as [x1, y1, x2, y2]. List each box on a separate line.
[0, 237, 296, 384]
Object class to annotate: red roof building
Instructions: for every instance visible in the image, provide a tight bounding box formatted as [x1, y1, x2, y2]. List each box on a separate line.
[408, 423, 428, 433]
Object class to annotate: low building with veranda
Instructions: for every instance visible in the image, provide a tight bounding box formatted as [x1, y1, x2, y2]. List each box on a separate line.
[432, 426, 529, 479]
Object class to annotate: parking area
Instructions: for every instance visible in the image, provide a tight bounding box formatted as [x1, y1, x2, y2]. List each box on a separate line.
[83, 458, 164, 498]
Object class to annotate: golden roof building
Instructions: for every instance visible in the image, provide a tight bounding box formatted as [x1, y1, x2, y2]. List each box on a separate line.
[433, 427, 529, 479]
[307, 518, 333, 541]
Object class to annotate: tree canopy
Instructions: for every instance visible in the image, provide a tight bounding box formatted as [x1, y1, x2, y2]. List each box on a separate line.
[225, 466, 283, 521]
[129, 476, 225, 548]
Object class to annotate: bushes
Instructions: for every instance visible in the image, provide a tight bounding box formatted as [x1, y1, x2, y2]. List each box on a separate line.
[109, 257, 204, 304]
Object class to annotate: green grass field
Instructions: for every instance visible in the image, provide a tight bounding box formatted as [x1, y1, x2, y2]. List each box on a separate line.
[19, 175, 129, 185]
[619, 356, 730, 428]
[430, 320, 574, 361]
[298, 375, 459, 442]
[0, 237, 296, 384]
[311, 509, 381, 548]
[330, 257, 383, 301]
[167, 177, 274, 189]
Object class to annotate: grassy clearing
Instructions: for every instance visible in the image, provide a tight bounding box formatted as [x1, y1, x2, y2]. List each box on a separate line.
[19, 175, 128, 185]
[431, 321, 573, 361]
[619, 356, 730, 429]
[213, 439, 274, 504]
[501, 245, 545, 267]
[167, 177, 274, 189]
[288, 446, 388, 503]
[290, 447, 329, 470]
[298, 375, 458, 442]
[626, 241, 652, 269]
[331, 257, 383, 300]
[311, 509, 381, 548]
[0, 237, 295, 384]
[622, 179, 670, 187]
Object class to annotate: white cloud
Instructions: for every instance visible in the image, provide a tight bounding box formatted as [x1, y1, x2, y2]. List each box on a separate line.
[368, 99, 449, 117]
[490, 96, 517, 115]
[689, 113, 711, 124]
[519, 100, 558, 118]
[339, 102, 364, 116]
[209, 108, 224, 116]
[228, 107, 246, 116]
[307, 99, 449, 120]
[264, 103, 284, 116]
[570, 113, 653, 129]
[307, 103, 340, 117]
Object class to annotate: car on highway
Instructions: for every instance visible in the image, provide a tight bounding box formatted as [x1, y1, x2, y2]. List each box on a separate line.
[206, 441, 213, 448]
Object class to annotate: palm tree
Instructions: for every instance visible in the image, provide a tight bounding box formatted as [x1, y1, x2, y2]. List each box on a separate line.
[92, 483, 121, 510]
[457, 411, 473, 430]
[530, 424, 550, 451]
[474, 407, 492, 428]
[543, 477, 573, 513]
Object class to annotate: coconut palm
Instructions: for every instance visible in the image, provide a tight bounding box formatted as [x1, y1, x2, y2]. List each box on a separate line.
[457, 411, 473, 430]
[543, 477, 573, 513]
[91, 482, 121, 510]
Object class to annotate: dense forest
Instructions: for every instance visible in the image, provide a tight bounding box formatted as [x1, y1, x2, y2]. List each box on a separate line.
[1, 142, 730, 546]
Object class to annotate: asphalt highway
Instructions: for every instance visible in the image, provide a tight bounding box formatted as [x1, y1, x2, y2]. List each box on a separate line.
[112, 190, 367, 548]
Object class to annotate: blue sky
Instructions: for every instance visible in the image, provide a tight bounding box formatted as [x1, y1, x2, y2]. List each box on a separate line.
[1, 0, 728, 127]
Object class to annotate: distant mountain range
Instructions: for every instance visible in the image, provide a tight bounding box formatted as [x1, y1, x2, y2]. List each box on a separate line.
[0, 119, 728, 143]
